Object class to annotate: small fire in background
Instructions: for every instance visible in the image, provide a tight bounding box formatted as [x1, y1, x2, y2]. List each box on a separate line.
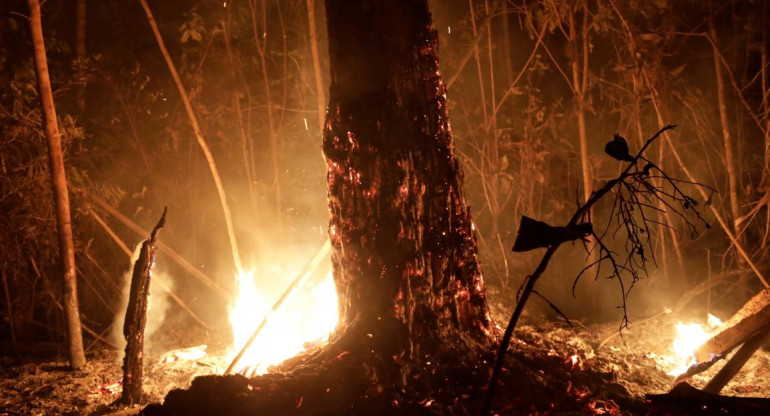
[228, 269, 339, 375]
[666, 313, 723, 376]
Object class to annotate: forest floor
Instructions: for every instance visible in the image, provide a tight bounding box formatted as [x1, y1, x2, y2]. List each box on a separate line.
[2, 292, 770, 415]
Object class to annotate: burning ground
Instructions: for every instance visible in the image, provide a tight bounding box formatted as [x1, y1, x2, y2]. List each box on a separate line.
[2, 293, 770, 416]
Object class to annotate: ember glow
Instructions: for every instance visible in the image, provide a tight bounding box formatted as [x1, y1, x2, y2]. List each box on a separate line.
[667, 314, 723, 376]
[228, 269, 339, 375]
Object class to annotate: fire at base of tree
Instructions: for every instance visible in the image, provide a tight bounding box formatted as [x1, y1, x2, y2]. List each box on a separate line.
[2, 0, 770, 415]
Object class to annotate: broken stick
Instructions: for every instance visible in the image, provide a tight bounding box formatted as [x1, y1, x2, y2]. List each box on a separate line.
[694, 293, 770, 363]
[675, 288, 770, 383]
[703, 330, 770, 394]
[121, 207, 167, 405]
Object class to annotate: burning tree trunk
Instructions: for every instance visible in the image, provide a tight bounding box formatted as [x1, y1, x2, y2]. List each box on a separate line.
[122, 208, 166, 405]
[322, 0, 495, 380]
[143, 1, 496, 414]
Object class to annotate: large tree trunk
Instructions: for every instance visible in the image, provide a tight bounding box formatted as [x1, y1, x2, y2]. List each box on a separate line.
[142, 1, 495, 414]
[323, 0, 494, 372]
[27, 0, 86, 370]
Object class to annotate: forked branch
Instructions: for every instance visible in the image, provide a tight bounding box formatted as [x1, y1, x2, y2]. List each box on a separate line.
[483, 125, 713, 414]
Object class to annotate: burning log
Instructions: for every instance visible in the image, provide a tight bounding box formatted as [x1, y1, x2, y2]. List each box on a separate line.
[121, 208, 167, 405]
[674, 288, 770, 388]
[702, 330, 770, 394]
[694, 288, 770, 364]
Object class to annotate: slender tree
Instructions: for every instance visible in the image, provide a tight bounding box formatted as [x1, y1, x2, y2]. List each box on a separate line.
[138, 0, 244, 275]
[27, 0, 86, 369]
[75, 0, 86, 112]
[306, 0, 326, 132]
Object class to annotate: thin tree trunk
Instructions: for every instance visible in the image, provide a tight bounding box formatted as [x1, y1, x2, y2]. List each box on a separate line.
[649, 98, 768, 288]
[710, 19, 742, 243]
[500, 1, 514, 87]
[138, 0, 243, 275]
[219, 18, 260, 221]
[484, 0, 500, 238]
[761, 5, 770, 247]
[569, 7, 598, 310]
[306, 0, 326, 132]
[570, 10, 591, 206]
[75, 0, 86, 112]
[1, 270, 19, 361]
[27, 0, 86, 370]
[250, 0, 284, 239]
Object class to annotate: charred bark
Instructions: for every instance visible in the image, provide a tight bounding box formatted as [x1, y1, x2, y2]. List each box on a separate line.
[322, 0, 495, 377]
[142, 2, 495, 414]
[122, 208, 166, 405]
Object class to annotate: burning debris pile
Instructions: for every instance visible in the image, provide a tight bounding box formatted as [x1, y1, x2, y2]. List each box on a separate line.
[2, 304, 769, 415]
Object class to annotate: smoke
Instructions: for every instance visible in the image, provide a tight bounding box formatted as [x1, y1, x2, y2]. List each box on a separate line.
[110, 242, 173, 356]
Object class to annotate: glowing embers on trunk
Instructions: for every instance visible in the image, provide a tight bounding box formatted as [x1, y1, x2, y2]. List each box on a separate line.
[228, 269, 339, 376]
[666, 313, 723, 376]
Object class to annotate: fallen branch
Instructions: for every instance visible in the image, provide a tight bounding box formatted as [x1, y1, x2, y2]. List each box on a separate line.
[81, 322, 119, 350]
[703, 330, 770, 394]
[674, 288, 770, 383]
[694, 291, 770, 364]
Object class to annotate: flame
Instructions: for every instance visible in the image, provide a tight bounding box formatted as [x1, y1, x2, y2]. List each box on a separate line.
[667, 313, 723, 376]
[228, 269, 339, 375]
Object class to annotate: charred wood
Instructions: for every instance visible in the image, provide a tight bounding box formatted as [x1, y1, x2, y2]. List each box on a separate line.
[121, 208, 167, 405]
[694, 294, 770, 364]
[702, 330, 770, 394]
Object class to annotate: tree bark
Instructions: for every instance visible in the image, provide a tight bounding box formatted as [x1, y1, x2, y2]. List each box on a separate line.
[27, 0, 86, 370]
[323, 0, 494, 379]
[141, 2, 497, 413]
[122, 209, 166, 405]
